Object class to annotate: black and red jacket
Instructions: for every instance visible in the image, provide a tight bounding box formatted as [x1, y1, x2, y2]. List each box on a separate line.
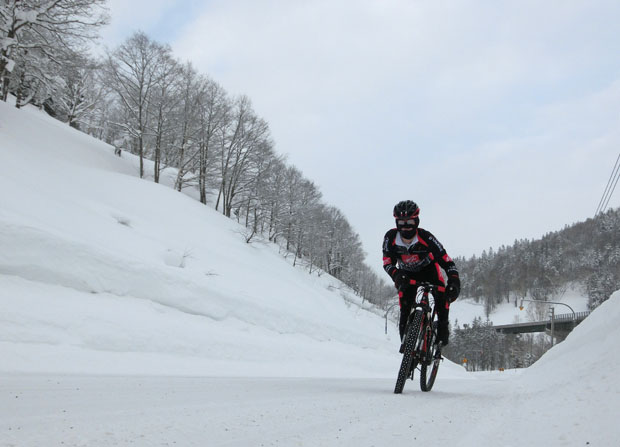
[382, 227, 459, 286]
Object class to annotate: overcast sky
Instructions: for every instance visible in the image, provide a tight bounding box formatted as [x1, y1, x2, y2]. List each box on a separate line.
[101, 0, 620, 275]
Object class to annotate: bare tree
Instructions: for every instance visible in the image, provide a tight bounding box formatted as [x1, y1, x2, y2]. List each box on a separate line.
[105, 31, 164, 178]
[56, 56, 104, 128]
[236, 142, 280, 242]
[262, 157, 288, 243]
[148, 49, 180, 183]
[215, 96, 271, 217]
[0, 0, 108, 101]
[173, 62, 202, 191]
[196, 77, 228, 204]
[290, 178, 321, 267]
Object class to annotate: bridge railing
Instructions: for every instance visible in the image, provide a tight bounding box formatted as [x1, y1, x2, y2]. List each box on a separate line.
[552, 311, 590, 322]
[492, 310, 591, 334]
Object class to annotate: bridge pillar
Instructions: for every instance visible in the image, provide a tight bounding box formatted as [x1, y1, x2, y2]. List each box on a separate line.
[545, 327, 571, 343]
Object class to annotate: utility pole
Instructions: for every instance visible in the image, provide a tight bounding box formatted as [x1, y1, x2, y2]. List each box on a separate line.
[519, 298, 575, 323]
[550, 307, 555, 347]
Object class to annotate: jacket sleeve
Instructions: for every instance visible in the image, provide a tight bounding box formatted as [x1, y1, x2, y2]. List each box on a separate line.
[382, 230, 398, 280]
[424, 230, 459, 280]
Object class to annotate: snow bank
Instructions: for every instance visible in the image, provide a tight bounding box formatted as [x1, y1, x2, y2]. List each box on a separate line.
[0, 100, 408, 378]
[526, 289, 620, 382]
[464, 290, 620, 446]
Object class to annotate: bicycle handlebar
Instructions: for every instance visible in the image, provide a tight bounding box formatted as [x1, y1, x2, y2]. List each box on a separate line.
[397, 281, 446, 314]
[398, 279, 446, 294]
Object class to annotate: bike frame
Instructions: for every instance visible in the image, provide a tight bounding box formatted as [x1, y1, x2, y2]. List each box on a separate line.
[406, 282, 441, 361]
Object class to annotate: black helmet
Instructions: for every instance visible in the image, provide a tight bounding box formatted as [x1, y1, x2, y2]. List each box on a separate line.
[393, 200, 420, 219]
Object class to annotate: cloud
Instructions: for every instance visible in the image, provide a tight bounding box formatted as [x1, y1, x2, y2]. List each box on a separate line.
[100, 0, 204, 49]
[125, 0, 620, 267]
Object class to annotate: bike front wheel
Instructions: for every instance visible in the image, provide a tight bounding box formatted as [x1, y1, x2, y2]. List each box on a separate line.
[420, 334, 441, 391]
[394, 310, 423, 394]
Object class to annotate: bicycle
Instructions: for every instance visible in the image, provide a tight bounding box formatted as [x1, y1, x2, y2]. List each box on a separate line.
[394, 281, 444, 394]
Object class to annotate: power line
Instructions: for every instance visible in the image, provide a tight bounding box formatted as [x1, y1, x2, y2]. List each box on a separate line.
[599, 159, 620, 214]
[601, 157, 620, 214]
[595, 151, 620, 215]
[595, 151, 619, 215]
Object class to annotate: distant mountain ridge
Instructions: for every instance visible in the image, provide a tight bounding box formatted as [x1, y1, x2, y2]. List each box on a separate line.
[456, 207, 620, 313]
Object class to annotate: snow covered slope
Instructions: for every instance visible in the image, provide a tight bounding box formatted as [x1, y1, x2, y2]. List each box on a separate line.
[0, 100, 416, 378]
[463, 290, 620, 446]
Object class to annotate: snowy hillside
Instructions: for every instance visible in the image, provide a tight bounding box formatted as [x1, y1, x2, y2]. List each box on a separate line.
[0, 100, 410, 378]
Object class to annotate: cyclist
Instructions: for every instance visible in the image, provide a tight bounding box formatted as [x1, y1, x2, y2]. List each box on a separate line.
[382, 200, 460, 352]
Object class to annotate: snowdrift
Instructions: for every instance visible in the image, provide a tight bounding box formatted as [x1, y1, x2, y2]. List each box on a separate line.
[526, 289, 620, 385]
[465, 290, 620, 445]
[0, 100, 471, 379]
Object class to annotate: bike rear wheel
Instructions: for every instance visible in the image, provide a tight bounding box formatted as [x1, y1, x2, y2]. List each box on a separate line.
[394, 310, 423, 394]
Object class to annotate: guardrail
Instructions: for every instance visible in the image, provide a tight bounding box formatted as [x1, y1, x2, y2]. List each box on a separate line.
[492, 311, 591, 335]
[552, 311, 590, 322]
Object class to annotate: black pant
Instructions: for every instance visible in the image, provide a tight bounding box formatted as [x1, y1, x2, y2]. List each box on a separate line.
[399, 285, 450, 341]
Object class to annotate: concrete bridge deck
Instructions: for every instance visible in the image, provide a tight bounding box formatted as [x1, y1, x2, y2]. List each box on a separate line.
[492, 311, 590, 339]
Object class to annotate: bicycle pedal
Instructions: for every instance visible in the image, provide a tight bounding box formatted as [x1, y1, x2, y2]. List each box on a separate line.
[433, 346, 443, 360]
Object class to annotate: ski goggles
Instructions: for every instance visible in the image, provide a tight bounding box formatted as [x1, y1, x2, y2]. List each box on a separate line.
[396, 219, 416, 226]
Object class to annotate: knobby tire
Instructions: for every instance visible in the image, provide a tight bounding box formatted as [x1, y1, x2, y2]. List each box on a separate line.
[394, 310, 423, 394]
[420, 321, 440, 392]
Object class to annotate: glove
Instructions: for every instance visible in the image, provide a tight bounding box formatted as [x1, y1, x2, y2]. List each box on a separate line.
[446, 276, 460, 302]
[392, 269, 411, 289]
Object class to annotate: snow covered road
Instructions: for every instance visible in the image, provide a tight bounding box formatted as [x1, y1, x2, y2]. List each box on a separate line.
[2, 372, 508, 447]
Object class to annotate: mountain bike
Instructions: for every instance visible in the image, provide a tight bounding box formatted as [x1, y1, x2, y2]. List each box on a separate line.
[394, 281, 444, 394]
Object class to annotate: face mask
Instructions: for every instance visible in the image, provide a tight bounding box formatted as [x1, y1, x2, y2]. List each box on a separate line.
[399, 227, 416, 239]
[396, 217, 418, 239]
